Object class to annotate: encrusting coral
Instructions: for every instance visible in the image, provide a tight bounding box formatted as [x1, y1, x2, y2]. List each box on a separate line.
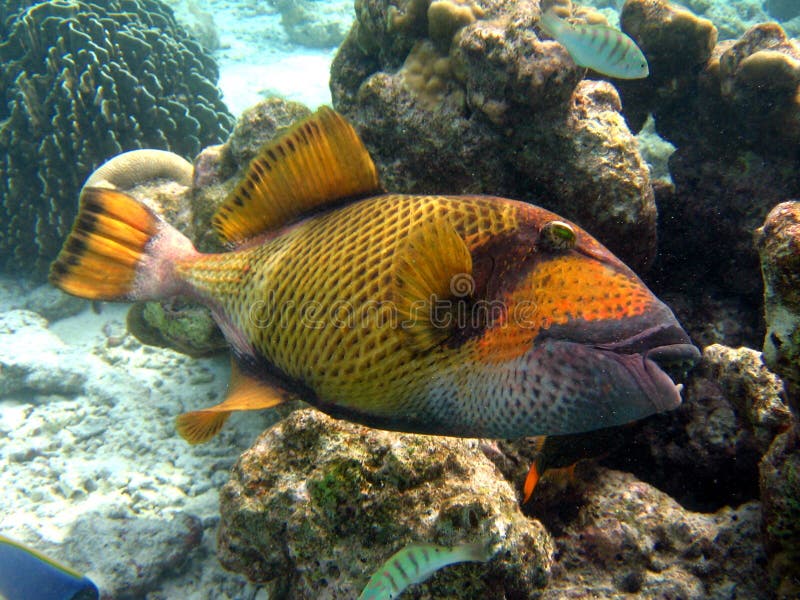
[0, 0, 234, 275]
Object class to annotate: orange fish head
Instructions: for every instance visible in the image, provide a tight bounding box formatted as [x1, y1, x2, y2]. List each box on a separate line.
[467, 208, 700, 436]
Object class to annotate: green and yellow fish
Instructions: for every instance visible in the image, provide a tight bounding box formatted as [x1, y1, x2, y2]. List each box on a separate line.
[359, 541, 493, 600]
[50, 107, 697, 443]
[539, 9, 649, 79]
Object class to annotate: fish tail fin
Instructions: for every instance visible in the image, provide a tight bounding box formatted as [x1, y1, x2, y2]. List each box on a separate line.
[461, 541, 495, 563]
[539, 8, 564, 39]
[50, 187, 198, 302]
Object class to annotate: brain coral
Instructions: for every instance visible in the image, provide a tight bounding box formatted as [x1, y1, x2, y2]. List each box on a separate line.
[0, 0, 234, 274]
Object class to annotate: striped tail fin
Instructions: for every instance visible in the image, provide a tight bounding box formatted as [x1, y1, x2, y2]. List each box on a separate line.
[50, 187, 198, 302]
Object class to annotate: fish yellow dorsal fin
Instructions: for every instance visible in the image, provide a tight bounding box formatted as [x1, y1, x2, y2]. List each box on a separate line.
[212, 107, 382, 244]
[392, 218, 473, 353]
[175, 360, 286, 444]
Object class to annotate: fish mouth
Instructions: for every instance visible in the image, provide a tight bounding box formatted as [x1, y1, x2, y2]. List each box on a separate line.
[595, 324, 701, 412]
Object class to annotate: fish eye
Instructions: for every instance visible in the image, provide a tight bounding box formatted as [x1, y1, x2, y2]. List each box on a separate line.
[539, 220, 576, 251]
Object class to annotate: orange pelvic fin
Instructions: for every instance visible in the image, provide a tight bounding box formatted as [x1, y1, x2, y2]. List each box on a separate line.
[176, 361, 286, 444]
[392, 218, 473, 352]
[212, 106, 382, 245]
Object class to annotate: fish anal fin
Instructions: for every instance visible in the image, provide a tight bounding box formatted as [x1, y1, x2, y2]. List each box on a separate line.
[176, 360, 286, 444]
[523, 459, 542, 504]
[392, 218, 473, 353]
[212, 106, 382, 244]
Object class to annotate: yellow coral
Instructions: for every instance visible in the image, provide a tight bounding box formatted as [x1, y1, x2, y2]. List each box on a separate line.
[400, 40, 453, 109]
[428, 0, 484, 51]
[737, 50, 800, 93]
[388, 0, 430, 35]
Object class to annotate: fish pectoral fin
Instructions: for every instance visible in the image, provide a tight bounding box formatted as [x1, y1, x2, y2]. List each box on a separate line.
[392, 218, 473, 352]
[176, 362, 286, 444]
[212, 106, 382, 245]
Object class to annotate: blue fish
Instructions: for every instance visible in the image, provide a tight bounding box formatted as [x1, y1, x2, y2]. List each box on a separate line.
[0, 535, 98, 600]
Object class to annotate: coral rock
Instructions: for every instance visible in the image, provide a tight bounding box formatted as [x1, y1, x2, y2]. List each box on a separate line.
[63, 511, 204, 599]
[702, 344, 793, 451]
[759, 425, 800, 598]
[126, 299, 227, 358]
[544, 469, 769, 598]
[618, 0, 718, 138]
[600, 344, 790, 512]
[332, 0, 657, 269]
[272, 0, 353, 48]
[218, 409, 554, 599]
[755, 201, 800, 408]
[0, 310, 88, 397]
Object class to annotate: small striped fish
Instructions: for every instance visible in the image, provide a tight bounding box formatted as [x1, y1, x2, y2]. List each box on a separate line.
[539, 9, 649, 79]
[358, 542, 493, 600]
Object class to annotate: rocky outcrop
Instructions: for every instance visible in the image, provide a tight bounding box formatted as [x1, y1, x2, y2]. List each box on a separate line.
[331, 0, 657, 270]
[218, 409, 554, 599]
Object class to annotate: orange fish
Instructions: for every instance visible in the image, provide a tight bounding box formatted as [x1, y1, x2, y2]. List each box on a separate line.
[50, 107, 699, 444]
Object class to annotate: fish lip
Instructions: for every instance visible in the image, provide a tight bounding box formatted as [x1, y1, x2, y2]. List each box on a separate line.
[594, 325, 700, 413]
[594, 323, 695, 357]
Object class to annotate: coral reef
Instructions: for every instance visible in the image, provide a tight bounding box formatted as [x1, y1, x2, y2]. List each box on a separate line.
[0, 0, 234, 276]
[600, 344, 792, 512]
[543, 469, 768, 598]
[218, 409, 554, 599]
[218, 410, 775, 598]
[332, 0, 657, 270]
[755, 201, 800, 409]
[616, 0, 800, 347]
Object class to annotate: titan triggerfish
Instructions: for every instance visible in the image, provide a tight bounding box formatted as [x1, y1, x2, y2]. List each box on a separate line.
[50, 107, 698, 444]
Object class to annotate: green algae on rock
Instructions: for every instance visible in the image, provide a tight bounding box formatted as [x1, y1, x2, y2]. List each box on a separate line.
[126, 300, 227, 358]
[218, 409, 554, 599]
[0, 0, 234, 276]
